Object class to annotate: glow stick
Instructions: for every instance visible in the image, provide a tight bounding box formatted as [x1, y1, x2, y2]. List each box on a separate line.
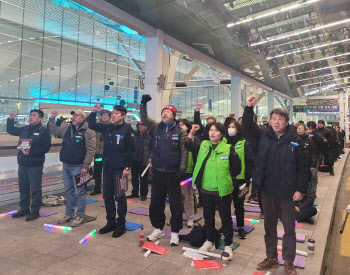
[44, 224, 72, 231]
[0, 210, 17, 217]
[277, 245, 308, 257]
[182, 246, 222, 259]
[79, 229, 97, 244]
[141, 163, 151, 177]
[134, 113, 141, 122]
[180, 177, 193, 186]
[144, 240, 160, 257]
[232, 216, 259, 223]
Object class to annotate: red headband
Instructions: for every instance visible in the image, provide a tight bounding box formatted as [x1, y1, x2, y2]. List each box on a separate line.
[162, 105, 177, 114]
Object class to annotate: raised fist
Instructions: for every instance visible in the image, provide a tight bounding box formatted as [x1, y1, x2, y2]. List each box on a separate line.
[141, 94, 152, 105]
[92, 104, 100, 112]
[229, 112, 235, 118]
[9, 112, 17, 119]
[51, 111, 58, 118]
[246, 95, 256, 107]
[196, 103, 203, 112]
[191, 124, 200, 133]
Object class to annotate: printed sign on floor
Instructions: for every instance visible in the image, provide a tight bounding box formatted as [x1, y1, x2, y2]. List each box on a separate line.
[141, 241, 168, 255]
[192, 260, 223, 270]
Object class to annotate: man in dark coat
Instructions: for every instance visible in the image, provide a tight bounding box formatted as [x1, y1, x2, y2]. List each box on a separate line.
[317, 120, 336, 176]
[7, 110, 51, 221]
[245, 96, 309, 275]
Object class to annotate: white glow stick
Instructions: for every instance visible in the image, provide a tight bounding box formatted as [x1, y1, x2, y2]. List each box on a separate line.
[144, 240, 160, 257]
[182, 246, 222, 259]
[141, 163, 151, 177]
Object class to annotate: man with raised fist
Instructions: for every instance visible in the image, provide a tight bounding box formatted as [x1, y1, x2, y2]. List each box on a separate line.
[193, 102, 216, 141]
[7, 110, 51, 221]
[140, 94, 188, 246]
[88, 104, 135, 238]
[49, 109, 96, 227]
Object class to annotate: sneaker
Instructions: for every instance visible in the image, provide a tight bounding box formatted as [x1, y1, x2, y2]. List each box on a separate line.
[187, 220, 194, 228]
[26, 212, 40, 221]
[112, 227, 126, 238]
[99, 223, 117, 234]
[224, 245, 233, 260]
[147, 228, 165, 241]
[257, 258, 279, 270]
[71, 216, 86, 227]
[140, 196, 147, 201]
[126, 194, 139, 198]
[284, 261, 297, 275]
[90, 190, 101, 196]
[199, 240, 216, 252]
[57, 215, 75, 224]
[260, 212, 265, 219]
[238, 228, 246, 239]
[170, 232, 179, 246]
[12, 209, 30, 218]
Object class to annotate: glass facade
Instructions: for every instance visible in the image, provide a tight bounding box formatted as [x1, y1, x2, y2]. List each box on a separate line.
[0, 0, 146, 130]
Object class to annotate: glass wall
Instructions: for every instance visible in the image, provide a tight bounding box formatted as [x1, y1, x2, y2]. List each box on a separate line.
[170, 54, 231, 122]
[0, 0, 146, 131]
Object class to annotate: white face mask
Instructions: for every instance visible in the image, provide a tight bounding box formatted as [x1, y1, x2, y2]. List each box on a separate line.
[228, 128, 237, 136]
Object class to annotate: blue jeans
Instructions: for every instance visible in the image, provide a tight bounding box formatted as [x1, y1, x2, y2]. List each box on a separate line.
[18, 165, 43, 214]
[63, 165, 86, 218]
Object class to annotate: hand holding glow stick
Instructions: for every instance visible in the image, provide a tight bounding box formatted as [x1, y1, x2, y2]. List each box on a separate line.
[141, 163, 151, 177]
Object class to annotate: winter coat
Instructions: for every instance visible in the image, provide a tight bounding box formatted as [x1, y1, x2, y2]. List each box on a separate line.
[7, 119, 51, 167]
[298, 133, 318, 168]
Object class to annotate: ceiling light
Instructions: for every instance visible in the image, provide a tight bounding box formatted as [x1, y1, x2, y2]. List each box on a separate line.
[227, 0, 320, 28]
[293, 69, 350, 82]
[251, 18, 350, 47]
[281, 52, 350, 69]
[288, 62, 350, 77]
[301, 76, 350, 87]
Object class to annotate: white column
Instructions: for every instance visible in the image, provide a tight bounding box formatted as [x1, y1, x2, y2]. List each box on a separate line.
[339, 91, 345, 130]
[268, 90, 275, 113]
[345, 90, 349, 142]
[144, 29, 164, 121]
[231, 73, 242, 116]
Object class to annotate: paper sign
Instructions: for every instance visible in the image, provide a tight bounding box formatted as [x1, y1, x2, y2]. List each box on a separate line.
[193, 260, 223, 270]
[17, 139, 32, 151]
[141, 241, 168, 255]
[75, 168, 94, 187]
[115, 175, 128, 197]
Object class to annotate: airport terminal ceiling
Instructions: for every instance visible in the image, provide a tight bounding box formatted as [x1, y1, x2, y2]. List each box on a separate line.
[107, 0, 350, 98]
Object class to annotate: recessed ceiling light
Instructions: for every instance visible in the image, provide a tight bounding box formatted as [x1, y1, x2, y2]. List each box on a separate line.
[287, 62, 350, 77]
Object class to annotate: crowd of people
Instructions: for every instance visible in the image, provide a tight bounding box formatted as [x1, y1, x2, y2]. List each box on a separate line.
[6, 94, 346, 275]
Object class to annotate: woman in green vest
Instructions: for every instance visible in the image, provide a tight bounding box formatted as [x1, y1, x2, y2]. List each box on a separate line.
[185, 122, 241, 260]
[179, 119, 200, 228]
[226, 119, 255, 240]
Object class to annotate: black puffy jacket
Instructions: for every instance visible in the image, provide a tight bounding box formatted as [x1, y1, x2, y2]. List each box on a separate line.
[298, 133, 318, 168]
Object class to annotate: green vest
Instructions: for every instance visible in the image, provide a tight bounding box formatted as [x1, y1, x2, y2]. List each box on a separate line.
[234, 140, 246, 180]
[192, 140, 234, 197]
[186, 152, 194, 174]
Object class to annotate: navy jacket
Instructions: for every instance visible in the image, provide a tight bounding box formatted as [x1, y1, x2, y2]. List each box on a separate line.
[7, 119, 51, 167]
[88, 112, 135, 172]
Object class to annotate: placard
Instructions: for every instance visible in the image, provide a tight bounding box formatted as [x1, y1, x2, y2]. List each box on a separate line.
[193, 260, 223, 270]
[75, 168, 94, 187]
[141, 241, 168, 255]
[17, 139, 32, 151]
[115, 174, 128, 197]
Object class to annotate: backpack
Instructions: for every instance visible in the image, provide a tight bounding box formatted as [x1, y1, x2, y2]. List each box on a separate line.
[42, 195, 66, 206]
[179, 224, 220, 248]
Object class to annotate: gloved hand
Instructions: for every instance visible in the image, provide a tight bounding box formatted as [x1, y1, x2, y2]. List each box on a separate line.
[141, 94, 152, 105]
[176, 170, 186, 181]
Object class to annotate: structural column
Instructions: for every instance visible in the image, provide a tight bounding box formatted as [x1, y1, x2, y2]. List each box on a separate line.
[339, 91, 345, 131]
[144, 29, 164, 121]
[268, 90, 275, 114]
[231, 73, 242, 116]
[345, 89, 349, 142]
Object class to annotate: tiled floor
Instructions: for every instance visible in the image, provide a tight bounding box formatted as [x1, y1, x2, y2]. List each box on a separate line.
[0, 152, 348, 274]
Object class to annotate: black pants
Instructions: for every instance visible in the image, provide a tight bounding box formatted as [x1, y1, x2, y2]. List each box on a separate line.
[261, 193, 296, 262]
[18, 165, 43, 214]
[149, 169, 183, 232]
[201, 191, 233, 246]
[321, 150, 334, 173]
[296, 206, 317, 222]
[232, 184, 245, 228]
[103, 168, 127, 228]
[93, 154, 103, 192]
[131, 161, 148, 197]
